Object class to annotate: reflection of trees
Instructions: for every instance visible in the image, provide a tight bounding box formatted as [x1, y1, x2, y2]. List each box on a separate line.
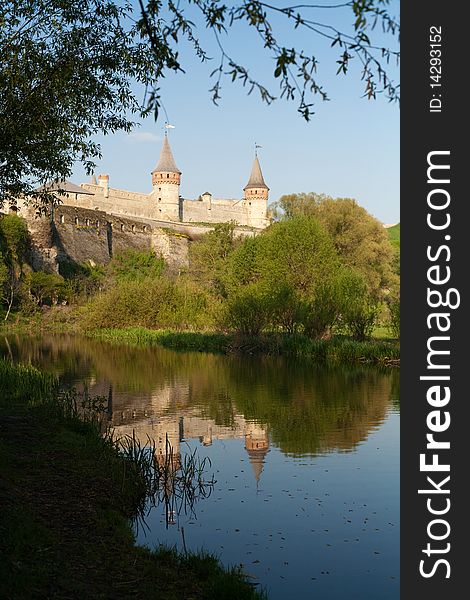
[2, 335, 399, 456]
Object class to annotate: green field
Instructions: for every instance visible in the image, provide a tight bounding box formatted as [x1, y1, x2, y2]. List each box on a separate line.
[387, 223, 400, 246]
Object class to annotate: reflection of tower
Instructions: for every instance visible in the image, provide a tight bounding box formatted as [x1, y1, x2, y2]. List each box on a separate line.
[244, 421, 269, 485]
[155, 416, 181, 468]
[201, 424, 213, 446]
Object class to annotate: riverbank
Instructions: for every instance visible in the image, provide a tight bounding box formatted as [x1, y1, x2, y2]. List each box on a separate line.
[0, 308, 399, 366]
[0, 360, 266, 600]
[87, 326, 400, 366]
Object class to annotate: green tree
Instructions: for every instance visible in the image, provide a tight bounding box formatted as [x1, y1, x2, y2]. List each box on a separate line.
[272, 193, 396, 297]
[338, 270, 378, 340]
[223, 282, 273, 336]
[387, 293, 400, 339]
[0, 253, 8, 316]
[0, 214, 30, 318]
[27, 271, 66, 306]
[0, 214, 29, 265]
[0, 0, 175, 204]
[224, 215, 345, 338]
[255, 215, 341, 295]
[108, 250, 165, 282]
[1, 1, 399, 206]
[189, 222, 240, 295]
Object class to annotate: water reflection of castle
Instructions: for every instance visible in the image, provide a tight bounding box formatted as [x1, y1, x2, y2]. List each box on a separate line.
[103, 382, 270, 484]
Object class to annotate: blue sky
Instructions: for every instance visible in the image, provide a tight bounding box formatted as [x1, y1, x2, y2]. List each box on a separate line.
[72, 1, 400, 224]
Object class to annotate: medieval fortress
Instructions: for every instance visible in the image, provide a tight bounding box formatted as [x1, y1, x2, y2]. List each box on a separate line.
[12, 137, 271, 271]
[72, 135, 271, 229]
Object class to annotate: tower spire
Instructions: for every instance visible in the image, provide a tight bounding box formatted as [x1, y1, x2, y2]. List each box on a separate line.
[150, 134, 182, 222]
[152, 135, 181, 175]
[244, 155, 269, 192]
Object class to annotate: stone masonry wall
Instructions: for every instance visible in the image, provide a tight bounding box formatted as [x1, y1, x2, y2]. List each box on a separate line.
[57, 184, 268, 229]
[182, 198, 251, 225]
[20, 205, 190, 272]
[16, 202, 261, 275]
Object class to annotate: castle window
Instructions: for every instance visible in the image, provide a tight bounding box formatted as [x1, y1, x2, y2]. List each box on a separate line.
[131, 224, 135, 233]
[120, 224, 124, 231]
[158, 198, 161, 202]
[159, 187, 161, 191]
[96, 220, 100, 228]
[167, 173, 170, 178]
[59, 214, 65, 224]
[85, 218, 90, 226]
[74, 216, 79, 225]
[143, 225, 148, 232]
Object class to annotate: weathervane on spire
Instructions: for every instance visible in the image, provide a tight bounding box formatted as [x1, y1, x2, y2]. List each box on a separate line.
[254, 142, 262, 156]
[164, 122, 175, 136]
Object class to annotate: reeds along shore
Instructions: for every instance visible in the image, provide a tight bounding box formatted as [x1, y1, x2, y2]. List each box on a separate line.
[86, 327, 400, 366]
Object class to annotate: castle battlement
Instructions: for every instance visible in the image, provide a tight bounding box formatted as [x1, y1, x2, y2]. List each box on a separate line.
[54, 136, 270, 229]
[8, 138, 269, 274]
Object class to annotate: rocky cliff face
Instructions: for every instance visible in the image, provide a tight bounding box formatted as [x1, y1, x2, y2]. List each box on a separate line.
[21, 205, 190, 272]
[151, 228, 189, 273]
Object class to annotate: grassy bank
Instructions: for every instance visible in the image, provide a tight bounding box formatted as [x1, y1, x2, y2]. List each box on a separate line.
[87, 327, 400, 366]
[0, 360, 266, 599]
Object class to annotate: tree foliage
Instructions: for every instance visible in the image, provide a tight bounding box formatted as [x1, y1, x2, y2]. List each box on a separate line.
[189, 222, 240, 295]
[1, 1, 399, 206]
[272, 192, 397, 297]
[108, 249, 165, 282]
[0, 214, 30, 318]
[0, 0, 175, 204]
[26, 271, 66, 306]
[223, 216, 349, 337]
[139, 0, 400, 120]
[0, 213, 29, 265]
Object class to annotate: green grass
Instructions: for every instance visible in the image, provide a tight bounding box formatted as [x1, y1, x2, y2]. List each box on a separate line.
[0, 359, 266, 600]
[87, 326, 231, 353]
[87, 327, 399, 366]
[386, 222, 400, 244]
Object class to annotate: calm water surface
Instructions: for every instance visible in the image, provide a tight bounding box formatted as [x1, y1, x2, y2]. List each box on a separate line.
[1, 335, 400, 599]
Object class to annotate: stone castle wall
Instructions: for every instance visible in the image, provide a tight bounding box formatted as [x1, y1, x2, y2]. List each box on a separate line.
[62, 184, 170, 222]
[182, 197, 249, 225]
[16, 202, 260, 274]
[56, 182, 269, 228]
[21, 205, 190, 273]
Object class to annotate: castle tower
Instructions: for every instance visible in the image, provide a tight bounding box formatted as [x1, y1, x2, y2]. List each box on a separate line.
[243, 154, 269, 228]
[151, 134, 181, 221]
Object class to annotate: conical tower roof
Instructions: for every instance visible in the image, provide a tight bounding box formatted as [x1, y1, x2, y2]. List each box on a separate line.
[244, 155, 269, 190]
[247, 447, 269, 484]
[152, 135, 181, 174]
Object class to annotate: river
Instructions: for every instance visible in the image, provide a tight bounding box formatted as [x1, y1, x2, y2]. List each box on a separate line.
[1, 334, 399, 599]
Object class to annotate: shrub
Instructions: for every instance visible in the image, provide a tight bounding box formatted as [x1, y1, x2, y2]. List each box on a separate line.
[388, 296, 400, 339]
[343, 302, 378, 341]
[223, 284, 272, 336]
[270, 283, 304, 334]
[26, 271, 67, 306]
[84, 277, 215, 331]
[338, 272, 378, 341]
[108, 249, 165, 282]
[300, 279, 344, 339]
[59, 259, 105, 300]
